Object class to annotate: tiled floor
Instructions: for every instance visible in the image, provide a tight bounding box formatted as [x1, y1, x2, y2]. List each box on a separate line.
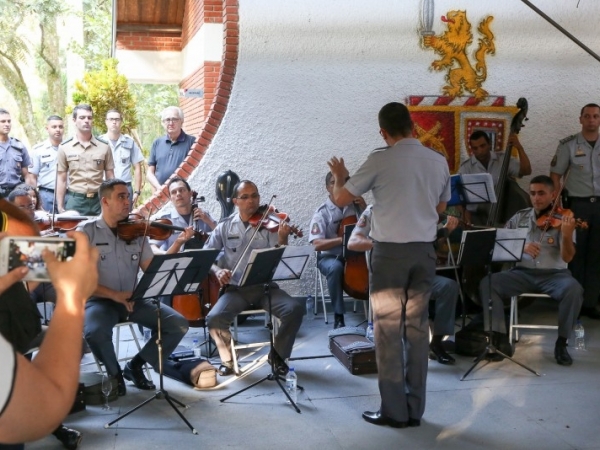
[28, 300, 600, 450]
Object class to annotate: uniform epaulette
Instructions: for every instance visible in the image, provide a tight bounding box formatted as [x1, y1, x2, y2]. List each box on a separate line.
[459, 158, 472, 167]
[370, 146, 389, 154]
[95, 135, 108, 144]
[31, 141, 45, 150]
[559, 134, 577, 145]
[60, 137, 73, 146]
[9, 138, 24, 150]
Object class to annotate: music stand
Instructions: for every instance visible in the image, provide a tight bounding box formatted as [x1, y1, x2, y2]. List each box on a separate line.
[220, 245, 311, 413]
[105, 249, 219, 434]
[458, 229, 540, 380]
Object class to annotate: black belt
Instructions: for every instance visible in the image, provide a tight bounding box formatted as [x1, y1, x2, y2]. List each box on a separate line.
[38, 186, 54, 192]
[68, 190, 98, 199]
[0, 184, 16, 194]
[568, 196, 600, 203]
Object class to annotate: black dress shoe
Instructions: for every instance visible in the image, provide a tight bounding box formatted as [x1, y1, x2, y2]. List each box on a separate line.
[429, 342, 455, 365]
[580, 307, 600, 320]
[554, 344, 573, 366]
[408, 418, 421, 427]
[268, 349, 289, 376]
[53, 425, 82, 450]
[362, 410, 407, 428]
[123, 361, 156, 390]
[334, 314, 345, 329]
[116, 374, 126, 396]
[218, 362, 234, 376]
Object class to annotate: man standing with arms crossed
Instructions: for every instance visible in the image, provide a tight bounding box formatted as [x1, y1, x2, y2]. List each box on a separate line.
[29, 115, 65, 212]
[550, 103, 600, 320]
[328, 102, 450, 428]
[100, 109, 144, 210]
[56, 104, 115, 215]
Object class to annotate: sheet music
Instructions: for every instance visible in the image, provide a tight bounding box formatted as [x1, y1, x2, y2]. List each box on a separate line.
[273, 245, 312, 280]
[461, 173, 497, 204]
[492, 228, 527, 262]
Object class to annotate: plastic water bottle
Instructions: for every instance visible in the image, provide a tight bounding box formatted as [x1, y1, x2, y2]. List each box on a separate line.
[192, 339, 201, 358]
[306, 295, 314, 320]
[574, 320, 585, 350]
[285, 367, 297, 404]
[365, 322, 374, 343]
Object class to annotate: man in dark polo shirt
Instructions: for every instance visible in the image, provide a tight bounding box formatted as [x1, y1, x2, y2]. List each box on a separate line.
[146, 106, 196, 192]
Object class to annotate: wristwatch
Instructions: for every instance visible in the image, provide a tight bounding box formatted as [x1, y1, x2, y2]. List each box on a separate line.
[133, 191, 141, 195]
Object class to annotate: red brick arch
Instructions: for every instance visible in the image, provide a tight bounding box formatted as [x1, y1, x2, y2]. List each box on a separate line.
[138, 0, 239, 217]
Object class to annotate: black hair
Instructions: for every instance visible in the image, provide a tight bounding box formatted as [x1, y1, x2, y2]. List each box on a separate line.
[378, 102, 413, 138]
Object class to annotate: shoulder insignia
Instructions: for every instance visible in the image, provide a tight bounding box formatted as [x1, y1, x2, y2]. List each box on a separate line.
[32, 142, 45, 150]
[550, 154, 557, 167]
[311, 223, 321, 235]
[10, 138, 24, 150]
[559, 134, 577, 145]
[60, 137, 73, 146]
[459, 158, 471, 167]
[95, 135, 108, 144]
[357, 215, 367, 228]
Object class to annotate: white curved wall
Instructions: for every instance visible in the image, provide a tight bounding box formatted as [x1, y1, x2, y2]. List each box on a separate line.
[188, 0, 600, 295]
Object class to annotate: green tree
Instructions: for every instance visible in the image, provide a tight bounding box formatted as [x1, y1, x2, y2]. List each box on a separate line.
[69, 58, 138, 135]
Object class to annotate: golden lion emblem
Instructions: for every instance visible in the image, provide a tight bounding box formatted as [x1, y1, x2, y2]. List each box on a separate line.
[422, 10, 495, 100]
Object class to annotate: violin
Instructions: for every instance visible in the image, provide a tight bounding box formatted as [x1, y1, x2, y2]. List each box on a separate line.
[35, 213, 91, 235]
[536, 207, 588, 230]
[248, 205, 303, 238]
[116, 217, 210, 243]
[0, 199, 40, 237]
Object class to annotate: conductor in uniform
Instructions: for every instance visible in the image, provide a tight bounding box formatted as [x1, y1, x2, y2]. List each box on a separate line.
[550, 103, 600, 320]
[203, 180, 305, 377]
[79, 179, 188, 395]
[328, 102, 450, 428]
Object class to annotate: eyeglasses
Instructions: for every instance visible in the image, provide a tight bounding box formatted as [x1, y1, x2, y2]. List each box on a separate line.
[235, 193, 260, 201]
[17, 203, 36, 211]
[163, 117, 181, 123]
[106, 117, 122, 122]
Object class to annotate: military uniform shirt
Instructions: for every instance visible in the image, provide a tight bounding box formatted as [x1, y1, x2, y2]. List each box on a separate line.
[0, 137, 31, 187]
[506, 207, 574, 270]
[57, 136, 115, 194]
[79, 217, 153, 292]
[204, 214, 279, 286]
[458, 151, 520, 186]
[345, 138, 450, 243]
[30, 140, 59, 189]
[308, 197, 355, 256]
[99, 133, 144, 184]
[551, 132, 600, 196]
[150, 208, 215, 251]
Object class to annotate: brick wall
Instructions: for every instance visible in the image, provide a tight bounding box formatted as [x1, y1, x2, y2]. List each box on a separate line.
[139, 0, 239, 215]
[182, 0, 224, 47]
[116, 31, 182, 51]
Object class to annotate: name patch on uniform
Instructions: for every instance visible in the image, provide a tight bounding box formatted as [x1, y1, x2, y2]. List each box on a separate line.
[311, 223, 320, 235]
[575, 148, 586, 157]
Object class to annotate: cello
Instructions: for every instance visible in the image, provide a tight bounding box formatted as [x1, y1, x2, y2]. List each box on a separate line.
[338, 203, 369, 300]
[461, 98, 531, 302]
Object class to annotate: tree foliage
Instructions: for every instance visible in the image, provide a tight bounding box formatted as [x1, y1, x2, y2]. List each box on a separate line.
[69, 58, 138, 136]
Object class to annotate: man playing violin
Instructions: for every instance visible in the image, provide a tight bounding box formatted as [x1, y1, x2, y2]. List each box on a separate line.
[78, 179, 188, 395]
[204, 180, 305, 377]
[309, 172, 366, 329]
[479, 175, 583, 366]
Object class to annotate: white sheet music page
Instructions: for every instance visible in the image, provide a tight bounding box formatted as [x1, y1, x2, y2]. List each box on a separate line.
[461, 173, 497, 204]
[492, 228, 527, 262]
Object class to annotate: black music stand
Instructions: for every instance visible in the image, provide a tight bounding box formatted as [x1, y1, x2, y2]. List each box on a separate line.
[220, 245, 311, 413]
[458, 229, 540, 380]
[105, 249, 219, 434]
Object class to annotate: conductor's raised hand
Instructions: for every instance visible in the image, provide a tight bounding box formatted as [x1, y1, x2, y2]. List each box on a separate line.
[43, 231, 99, 308]
[327, 157, 349, 183]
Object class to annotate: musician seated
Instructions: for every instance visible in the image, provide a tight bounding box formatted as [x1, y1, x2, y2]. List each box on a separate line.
[479, 175, 583, 366]
[149, 177, 217, 306]
[204, 180, 305, 377]
[78, 179, 189, 395]
[309, 172, 366, 329]
[348, 205, 459, 365]
[459, 130, 531, 225]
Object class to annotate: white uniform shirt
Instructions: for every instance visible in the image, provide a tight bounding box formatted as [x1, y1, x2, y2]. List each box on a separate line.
[99, 133, 144, 184]
[30, 140, 59, 189]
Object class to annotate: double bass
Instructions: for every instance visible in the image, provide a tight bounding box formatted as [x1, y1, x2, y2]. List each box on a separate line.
[461, 98, 532, 302]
